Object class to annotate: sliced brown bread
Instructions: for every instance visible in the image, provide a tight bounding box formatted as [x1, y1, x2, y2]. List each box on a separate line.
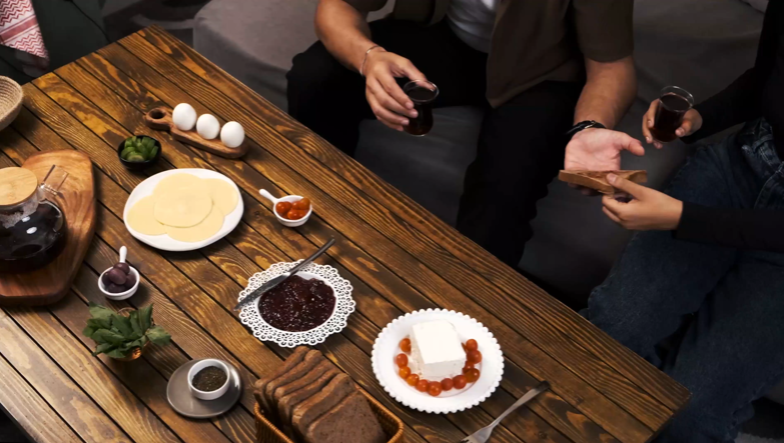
[303, 392, 386, 443]
[263, 350, 324, 411]
[558, 170, 647, 194]
[254, 346, 309, 411]
[277, 368, 339, 429]
[273, 359, 332, 406]
[291, 373, 355, 438]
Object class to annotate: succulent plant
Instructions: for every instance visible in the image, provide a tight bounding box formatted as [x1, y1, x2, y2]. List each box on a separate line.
[83, 303, 171, 359]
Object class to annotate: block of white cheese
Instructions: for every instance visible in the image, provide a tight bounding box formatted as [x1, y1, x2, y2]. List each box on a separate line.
[409, 320, 466, 379]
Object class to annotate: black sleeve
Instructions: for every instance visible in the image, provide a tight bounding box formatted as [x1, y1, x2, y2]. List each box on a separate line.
[674, 202, 784, 252]
[680, 68, 764, 143]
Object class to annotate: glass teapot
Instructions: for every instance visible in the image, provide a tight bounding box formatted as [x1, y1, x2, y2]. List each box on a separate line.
[0, 165, 68, 273]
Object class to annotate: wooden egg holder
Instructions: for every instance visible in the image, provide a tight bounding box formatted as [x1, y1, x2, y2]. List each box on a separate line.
[143, 107, 249, 159]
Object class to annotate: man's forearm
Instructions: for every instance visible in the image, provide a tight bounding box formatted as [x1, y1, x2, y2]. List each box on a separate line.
[574, 56, 637, 129]
[316, 0, 377, 72]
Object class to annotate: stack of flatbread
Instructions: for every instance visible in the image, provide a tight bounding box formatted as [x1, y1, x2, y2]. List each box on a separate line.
[255, 347, 386, 443]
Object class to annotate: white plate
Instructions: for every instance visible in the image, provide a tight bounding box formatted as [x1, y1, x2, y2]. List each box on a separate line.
[372, 309, 503, 414]
[238, 261, 356, 348]
[123, 169, 244, 251]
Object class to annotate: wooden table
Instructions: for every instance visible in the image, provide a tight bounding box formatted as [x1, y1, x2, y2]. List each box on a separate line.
[0, 27, 689, 443]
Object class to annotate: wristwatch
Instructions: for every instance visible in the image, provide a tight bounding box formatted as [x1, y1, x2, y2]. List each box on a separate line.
[566, 120, 606, 137]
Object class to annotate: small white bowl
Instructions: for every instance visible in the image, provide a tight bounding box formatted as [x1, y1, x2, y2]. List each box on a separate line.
[188, 359, 231, 401]
[259, 189, 312, 228]
[98, 266, 140, 301]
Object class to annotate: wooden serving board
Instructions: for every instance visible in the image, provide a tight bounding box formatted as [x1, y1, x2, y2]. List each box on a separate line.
[558, 170, 647, 194]
[0, 151, 96, 306]
[143, 107, 249, 159]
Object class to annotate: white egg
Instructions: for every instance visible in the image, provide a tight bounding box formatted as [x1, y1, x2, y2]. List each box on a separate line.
[220, 122, 245, 148]
[172, 103, 197, 131]
[196, 114, 220, 140]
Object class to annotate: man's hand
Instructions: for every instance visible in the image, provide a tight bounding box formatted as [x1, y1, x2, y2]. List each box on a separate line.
[601, 173, 683, 230]
[363, 50, 425, 131]
[564, 128, 645, 194]
[642, 100, 703, 148]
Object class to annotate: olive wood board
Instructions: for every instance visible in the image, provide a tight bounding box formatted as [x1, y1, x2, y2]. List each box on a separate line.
[143, 107, 248, 159]
[558, 170, 647, 195]
[0, 150, 96, 306]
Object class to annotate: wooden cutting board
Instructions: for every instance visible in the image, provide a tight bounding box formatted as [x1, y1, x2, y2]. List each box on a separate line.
[0, 150, 96, 306]
[143, 107, 249, 159]
[558, 170, 647, 194]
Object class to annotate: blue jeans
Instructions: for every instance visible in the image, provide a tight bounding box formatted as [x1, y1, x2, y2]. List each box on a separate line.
[584, 119, 784, 443]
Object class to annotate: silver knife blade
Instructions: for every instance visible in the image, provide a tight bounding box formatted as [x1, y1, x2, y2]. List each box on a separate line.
[233, 272, 291, 312]
[233, 238, 336, 311]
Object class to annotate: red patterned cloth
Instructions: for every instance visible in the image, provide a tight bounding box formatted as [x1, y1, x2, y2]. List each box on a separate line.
[0, 0, 49, 74]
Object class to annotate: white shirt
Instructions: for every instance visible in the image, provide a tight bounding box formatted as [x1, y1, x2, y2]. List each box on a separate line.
[447, 0, 499, 53]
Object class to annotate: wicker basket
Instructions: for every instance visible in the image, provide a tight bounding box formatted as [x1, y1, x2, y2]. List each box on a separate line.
[0, 76, 23, 131]
[254, 390, 404, 443]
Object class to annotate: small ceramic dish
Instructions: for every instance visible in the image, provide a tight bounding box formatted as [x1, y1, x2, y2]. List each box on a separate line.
[237, 261, 355, 348]
[188, 359, 231, 401]
[372, 309, 504, 414]
[117, 135, 162, 171]
[168, 359, 242, 418]
[259, 189, 312, 228]
[98, 246, 139, 301]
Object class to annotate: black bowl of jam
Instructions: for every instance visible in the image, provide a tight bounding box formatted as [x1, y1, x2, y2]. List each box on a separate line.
[258, 274, 336, 332]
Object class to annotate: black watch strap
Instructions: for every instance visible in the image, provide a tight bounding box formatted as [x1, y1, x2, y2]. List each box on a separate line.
[566, 120, 606, 137]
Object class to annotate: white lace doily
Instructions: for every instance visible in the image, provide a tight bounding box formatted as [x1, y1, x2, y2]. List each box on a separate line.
[237, 261, 355, 348]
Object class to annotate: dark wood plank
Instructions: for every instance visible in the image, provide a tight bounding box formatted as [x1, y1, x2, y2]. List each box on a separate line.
[140, 25, 690, 414]
[3, 305, 181, 443]
[0, 351, 84, 443]
[56, 55, 617, 443]
[104, 36, 657, 443]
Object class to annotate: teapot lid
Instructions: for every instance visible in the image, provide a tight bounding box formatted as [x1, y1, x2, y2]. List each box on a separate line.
[0, 167, 37, 207]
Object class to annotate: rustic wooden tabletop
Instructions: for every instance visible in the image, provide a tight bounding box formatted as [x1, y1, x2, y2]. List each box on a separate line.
[0, 26, 689, 443]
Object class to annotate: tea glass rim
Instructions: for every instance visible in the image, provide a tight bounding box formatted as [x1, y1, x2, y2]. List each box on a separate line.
[404, 80, 439, 103]
[659, 86, 695, 107]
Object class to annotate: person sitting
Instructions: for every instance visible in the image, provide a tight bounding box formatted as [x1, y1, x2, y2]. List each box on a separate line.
[584, 2, 784, 441]
[286, 0, 644, 268]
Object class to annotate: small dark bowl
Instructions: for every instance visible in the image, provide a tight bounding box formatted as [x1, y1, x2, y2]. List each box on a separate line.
[118, 135, 162, 171]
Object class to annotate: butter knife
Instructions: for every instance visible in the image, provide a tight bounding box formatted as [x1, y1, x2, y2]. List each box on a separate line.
[233, 238, 336, 311]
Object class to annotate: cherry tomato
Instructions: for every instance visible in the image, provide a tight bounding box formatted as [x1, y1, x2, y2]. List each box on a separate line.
[395, 353, 408, 367]
[275, 202, 292, 216]
[292, 198, 311, 212]
[467, 350, 482, 364]
[416, 379, 429, 392]
[453, 375, 467, 390]
[465, 339, 478, 352]
[399, 338, 411, 353]
[464, 368, 480, 383]
[463, 362, 475, 371]
[406, 374, 419, 387]
[427, 381, 443, 397]
[462, 343, 467, 352]
[286, 209, 307, 220]
[399, 366, 411, 379]
[441, 378, 454, 391]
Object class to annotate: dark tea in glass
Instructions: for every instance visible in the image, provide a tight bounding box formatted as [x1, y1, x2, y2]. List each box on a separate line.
[403, 80, 439, 136]
[651, 86, 694, 143]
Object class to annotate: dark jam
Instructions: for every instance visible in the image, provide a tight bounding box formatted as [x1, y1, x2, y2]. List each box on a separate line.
[259, 275, 336, 332]
[0, 201, 67, 273]
[192, 366, 228, 392]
